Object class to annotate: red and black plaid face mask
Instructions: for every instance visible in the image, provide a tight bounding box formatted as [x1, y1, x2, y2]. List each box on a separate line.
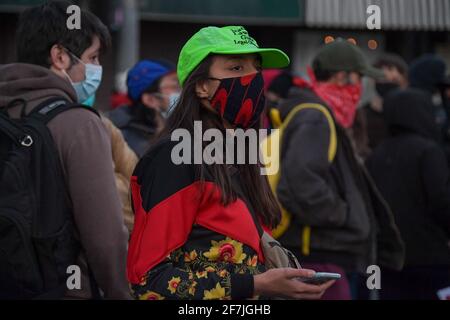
[209, 72, 266, 129]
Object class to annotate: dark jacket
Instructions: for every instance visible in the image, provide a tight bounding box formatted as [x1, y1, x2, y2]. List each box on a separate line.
[366, 88, 450, 267]
[276, 88, 404, 273]
[108, 104, 157, 157]
[353, 103, 389, 159]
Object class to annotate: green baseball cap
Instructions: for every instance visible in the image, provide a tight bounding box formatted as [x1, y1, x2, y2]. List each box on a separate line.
[313, 38, 384, 79]
[177, 26, 290, 87]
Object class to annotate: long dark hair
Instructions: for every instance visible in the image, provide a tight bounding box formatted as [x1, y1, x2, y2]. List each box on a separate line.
[161, 55, 281, 228]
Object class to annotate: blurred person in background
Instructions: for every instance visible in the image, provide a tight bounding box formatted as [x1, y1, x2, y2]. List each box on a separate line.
[409, 54, 450, 165]
[80, 75, 138, 234]
[110, 69, 132, 109]
[353, 53, 409, 159]
[108, 60, 181, 157]
[367, 88, 450, 300]
[100, 116, 138, 234]
[263, 70, 294, 129]
[274, 39, 404, 300]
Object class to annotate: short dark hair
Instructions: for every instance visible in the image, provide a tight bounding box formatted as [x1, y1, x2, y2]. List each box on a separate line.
[16, 0, 111, 68]
[267, 72, 293, 99]
[313, 69, 339, 82]
[312, 59, 339, 81]
[373, 53, 408, 77]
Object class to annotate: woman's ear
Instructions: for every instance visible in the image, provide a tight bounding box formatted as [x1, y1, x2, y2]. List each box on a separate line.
[49, 44, 71, 71]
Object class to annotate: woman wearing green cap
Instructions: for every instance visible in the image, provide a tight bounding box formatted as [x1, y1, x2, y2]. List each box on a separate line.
[126, 26, 335, 300]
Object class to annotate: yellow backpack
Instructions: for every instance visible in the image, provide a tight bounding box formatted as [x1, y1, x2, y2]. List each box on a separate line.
[261, 103, 337, 256]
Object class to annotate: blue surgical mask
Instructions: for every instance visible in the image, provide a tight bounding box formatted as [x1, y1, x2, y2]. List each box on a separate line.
[167, 92, 180, 116]
[63, 51, 103, 103]
[157, 92, 180, 119]
[82, 95, 96, 107]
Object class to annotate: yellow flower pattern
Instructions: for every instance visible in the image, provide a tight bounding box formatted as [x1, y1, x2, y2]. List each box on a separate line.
[196, 270, 208, 279]
[205, 266, 216, 273]
[184, 250, 198, 262]
[203, 237, 247, 264]
[218, 269, 228, 278]
[203, 283, 226, 300]
[246, 255, 258, 267]
[167, 276, 181, 294]
[188, 281, 197, 296]
[139, 291, 165, 300]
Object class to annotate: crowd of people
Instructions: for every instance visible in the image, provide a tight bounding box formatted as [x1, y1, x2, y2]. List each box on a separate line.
[0, 1, 449, 300]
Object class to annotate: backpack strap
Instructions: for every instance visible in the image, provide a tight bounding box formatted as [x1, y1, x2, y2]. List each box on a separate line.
[281, 103, 337, 162]
[269, 103, 337, 256]
[269, 107, 283, 128]
[0, 98, 100, 147]
[27, 97, 100, 124]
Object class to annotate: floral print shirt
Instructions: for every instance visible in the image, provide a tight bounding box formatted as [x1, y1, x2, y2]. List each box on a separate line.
[131, 226, 266, 300]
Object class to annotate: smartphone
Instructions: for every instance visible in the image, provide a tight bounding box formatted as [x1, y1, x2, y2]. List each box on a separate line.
[298, 272, 341, 285]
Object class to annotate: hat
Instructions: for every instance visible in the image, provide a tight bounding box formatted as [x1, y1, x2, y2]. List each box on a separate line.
[127, 60, 174, 101]
[409, 54, 449, 93]
[313, 38, 384, 79]
[267, 72, 293, 99]
[177, 26, 290, 87]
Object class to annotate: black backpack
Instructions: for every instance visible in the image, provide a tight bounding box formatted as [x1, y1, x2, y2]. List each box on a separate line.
[0, 97, 98, 299]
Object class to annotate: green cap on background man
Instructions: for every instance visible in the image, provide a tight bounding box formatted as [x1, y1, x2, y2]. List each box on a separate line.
[177, 26, 290, 87]
[313, 38, 384, 79]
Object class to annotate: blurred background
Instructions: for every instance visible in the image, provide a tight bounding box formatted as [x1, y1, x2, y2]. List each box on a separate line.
[1, 0, 449, 109]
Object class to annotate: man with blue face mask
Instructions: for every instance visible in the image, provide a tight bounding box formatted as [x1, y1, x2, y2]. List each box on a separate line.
[61, 48, 103, 107]
[108, 60, 181, 157]
[0, 1, 131, 299]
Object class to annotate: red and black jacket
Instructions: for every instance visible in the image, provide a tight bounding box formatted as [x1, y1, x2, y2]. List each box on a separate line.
[127, 138, 267, 300]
